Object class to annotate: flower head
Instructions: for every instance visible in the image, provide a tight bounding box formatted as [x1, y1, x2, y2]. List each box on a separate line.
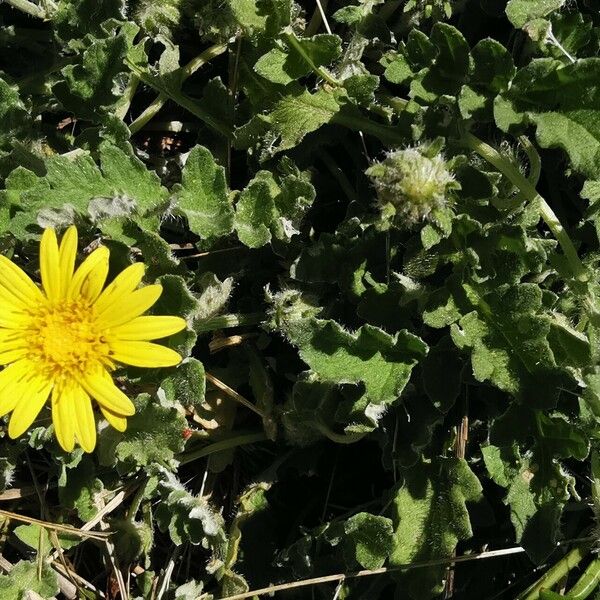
[366, 145, 456, 225]
[0, 226, 186, 452]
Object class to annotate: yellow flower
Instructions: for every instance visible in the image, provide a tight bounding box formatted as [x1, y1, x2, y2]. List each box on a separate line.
[0, 226, 186, 453]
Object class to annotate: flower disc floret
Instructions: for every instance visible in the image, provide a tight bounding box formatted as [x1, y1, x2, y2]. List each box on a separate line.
[0, 226, 187, 453]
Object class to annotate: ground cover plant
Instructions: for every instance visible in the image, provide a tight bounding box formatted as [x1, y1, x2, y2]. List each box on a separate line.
[2, 0, 600, 598]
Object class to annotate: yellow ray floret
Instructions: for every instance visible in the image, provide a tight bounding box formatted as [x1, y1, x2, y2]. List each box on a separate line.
[0, 226, 187, 453]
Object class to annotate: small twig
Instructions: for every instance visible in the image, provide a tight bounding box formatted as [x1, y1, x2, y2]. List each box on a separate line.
[209, 333, 257, 353]
[155, 546, 181, 600]
[217, 547, 527, 600]
[0, 510, 109, 541]
[218, 539, 597, 600]
[206, 372, 264, 417]
[180, 245, 245, 260]
[306, 0, 330, 36]
[315, 0, 332, 34]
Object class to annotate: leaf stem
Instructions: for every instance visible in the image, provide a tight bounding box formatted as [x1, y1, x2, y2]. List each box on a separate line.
[126, 478, 148, 522]
[460, 131, 588, 282]
[125, 56, 232, 138]
[315, 421, 367, 444]
[129, 42, 228, 134]
[282, 30, 340, 86]
[518, 135, 541, 187]
[332, 111, 406, 146]
[516, 543, 593, 600]
[177, 431, 268, 466]
[195, 312, 265, 334]
[318, 149, 358, 203]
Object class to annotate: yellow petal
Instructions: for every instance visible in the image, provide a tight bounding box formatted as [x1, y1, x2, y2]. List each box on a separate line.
[40, 228, 61, 302]
[80, 369, 135, 416]
[58, 226, 78, 299]
[68, 246, 110, 303]
[109, 341, 182, 368]
[93, 263, 146, 314]
[0, 305, 31, 329]
[0, 361, 30, 415]
[8, 376, 52, 439]
[72, 386, 96, 453]
[97, 285, 163, 328]
[51, 385, 75, 452]
[99, 405, 128, 432]
[0, 255, 45, 306]
[0, 347, 28, 365]
[111, 316, 187, 340]
[0, 285, 28, 313]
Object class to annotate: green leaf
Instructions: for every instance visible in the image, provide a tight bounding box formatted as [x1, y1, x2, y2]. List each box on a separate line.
[234, 168, 315, 247]
[235, 88, 340, 156]
[172, 145, 234, 239]
[495, 58, 600, 179]
[0, 560, 59, 599]
[482, 442, 574, 563]
[234, 175, 278, 248]
[0, 78, 29, 155]
[58, 456, 104, 521]
[174, 580, 207, 600]
[195, 273, 234, 321]
[52, 0, 125, 41]
[160, 358, 206, 411]
[98, 393, 187, 472]
[505, 0, 565, 28]
[421, 336, 462, 413]
[271, 293, 427, 407]
[153, 465, 227, 555]
[14, 523, 80, 552]
[450, 283, 573, 407]
[470, 38, 516, 93]
[5, 142, 167, 234]
[53, 21, 138, 124]
[484, 403, 588, 561]
[111, 519, 153, 563]
[343, 512, 394, 570]
[389, 457, 482, 598]
[255, 33, 342, 86]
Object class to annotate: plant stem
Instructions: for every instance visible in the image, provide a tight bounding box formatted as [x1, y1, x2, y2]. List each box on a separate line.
[5, 0, 46, 18]
[461, 131, 588, 282]
[115, 75, 140, 121]
[318, 149, 358, 203]
[129, 42, 228, 134]
[195, 312, 265, 334]
[517, 543, 593, 600]
[315, 421, 367, 444]
[332, 111, 406, 146]
[126, 478, 148, 522]
[282, 29, 340, 86]
[177, 431, 268, 466]
[125, 57, 232, 138]
[518, 135, 541, 187]
[568, 558, 600, 599]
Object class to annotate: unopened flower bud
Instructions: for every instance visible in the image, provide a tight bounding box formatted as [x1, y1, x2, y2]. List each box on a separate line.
[367, 146, 456, 226]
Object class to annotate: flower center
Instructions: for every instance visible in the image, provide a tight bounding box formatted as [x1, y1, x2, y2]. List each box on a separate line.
[27, 301, 111, 380]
